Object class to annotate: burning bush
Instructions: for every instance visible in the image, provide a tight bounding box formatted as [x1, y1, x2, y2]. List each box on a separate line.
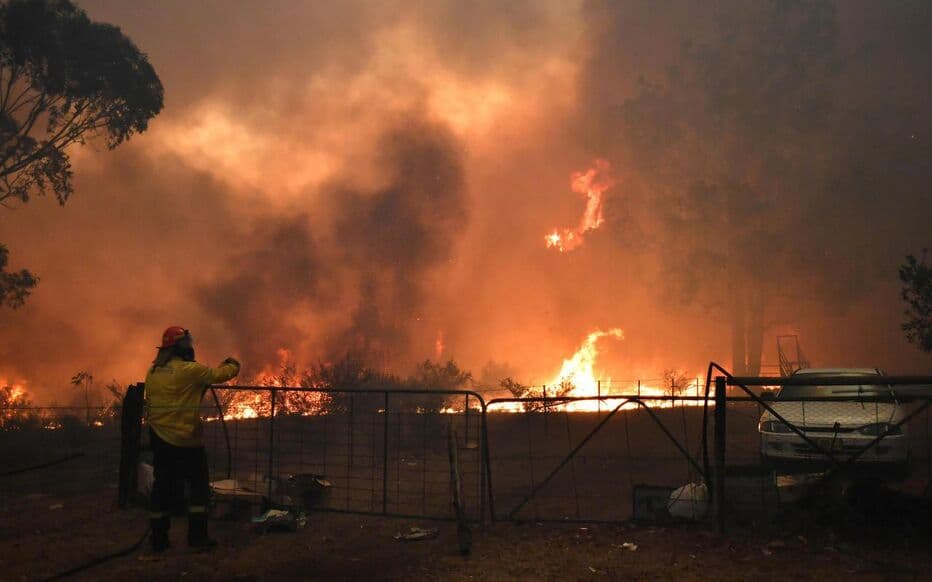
[0, 384, 36, 430]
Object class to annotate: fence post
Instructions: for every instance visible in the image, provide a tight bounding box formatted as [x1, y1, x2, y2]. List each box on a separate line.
[349, 393, 355, 466]
[713, 376, 727, 535]
[118, 383, 145, 508]
[382, 391, 389, 514]
[597, 380, 601, 416]
[480, 404, 493, 524]
[464, 394, 470, 445]
[268, 388, 276, 502]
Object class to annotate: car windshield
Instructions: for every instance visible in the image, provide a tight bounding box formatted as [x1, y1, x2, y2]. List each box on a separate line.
[777, 373, 888, 399]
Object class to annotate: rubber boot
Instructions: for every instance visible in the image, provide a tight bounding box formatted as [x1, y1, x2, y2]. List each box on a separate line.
[187, 513, 217, 551]
[150, 516, 171, 553]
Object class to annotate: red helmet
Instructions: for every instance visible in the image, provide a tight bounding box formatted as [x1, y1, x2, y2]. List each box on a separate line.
[159, 326, 189, 348]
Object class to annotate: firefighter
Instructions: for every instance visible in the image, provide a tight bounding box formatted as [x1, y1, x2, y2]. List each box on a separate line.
[145, 326, 240, 552]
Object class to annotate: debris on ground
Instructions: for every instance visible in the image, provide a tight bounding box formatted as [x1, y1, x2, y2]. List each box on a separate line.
[667, 482, 708, 520]
[281, 474, 331, 510]
[210, 478, 269, 503]
[393, 527, 439, 541]
[136, 462, 154, 498]
[48, 503, 64, 511]
[613, 542, 638, 552]
[632, 485, 675, 522]
[251, 509, 306, 533]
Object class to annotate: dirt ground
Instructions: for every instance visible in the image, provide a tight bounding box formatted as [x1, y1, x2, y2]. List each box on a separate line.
[3, 404, 932, 580]
[3, 498, 932, 581]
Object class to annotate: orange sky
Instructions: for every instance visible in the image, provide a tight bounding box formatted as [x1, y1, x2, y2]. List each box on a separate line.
[0, 1, 929, 403]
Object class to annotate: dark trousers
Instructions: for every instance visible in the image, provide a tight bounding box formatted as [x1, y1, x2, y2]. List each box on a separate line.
[149, 429, 210, 548]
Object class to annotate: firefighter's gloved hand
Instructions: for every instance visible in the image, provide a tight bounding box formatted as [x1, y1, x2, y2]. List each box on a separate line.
[222, 357, 241, 370]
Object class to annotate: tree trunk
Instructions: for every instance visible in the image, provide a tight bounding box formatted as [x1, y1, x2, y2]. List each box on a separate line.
[746, 285, 765, 376]
[729, 281, 747, 376]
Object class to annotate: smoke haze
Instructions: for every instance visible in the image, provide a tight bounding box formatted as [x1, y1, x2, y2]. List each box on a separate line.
[0, 0, 929, 401]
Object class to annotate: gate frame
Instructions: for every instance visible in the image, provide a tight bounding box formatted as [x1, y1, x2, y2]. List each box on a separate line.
[713, 374, 932, 533]
[485, 394, 707, 523]
[208, 385, 494, 524]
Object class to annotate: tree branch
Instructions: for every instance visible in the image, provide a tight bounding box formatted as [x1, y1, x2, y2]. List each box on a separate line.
[0, 65, 19, 113]
[6, 83, 42, 116]
[0, 101, 99, 179]
[0, 92, 48, 172]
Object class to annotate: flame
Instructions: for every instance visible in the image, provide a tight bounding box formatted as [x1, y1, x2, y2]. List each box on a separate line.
[545, 329, 704, 411]
[434, 330, 445, 360]
[545, 159, 615, 252]
[215, 348, 331, 420]
[1, 378, 28, 401]
[252, 347, 294, 387]
[1, 377, 32, 429]
[235, 404, 258, 420]
[550, 329, 623, 397]
[489, 329, 705, 413]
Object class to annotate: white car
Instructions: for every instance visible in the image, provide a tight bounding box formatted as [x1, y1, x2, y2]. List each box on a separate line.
[758, 368, 909, 472]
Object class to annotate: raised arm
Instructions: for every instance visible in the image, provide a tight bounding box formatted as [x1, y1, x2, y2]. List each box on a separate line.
[182, 357, 241, 388]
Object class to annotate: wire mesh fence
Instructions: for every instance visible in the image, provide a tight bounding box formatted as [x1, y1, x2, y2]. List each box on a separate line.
[0, 406, 123, 543]
[200, 387, 487, 522]
[710, 374, 932, 532]
[3, 372, 932, 539]
[484, 395, 706, 523]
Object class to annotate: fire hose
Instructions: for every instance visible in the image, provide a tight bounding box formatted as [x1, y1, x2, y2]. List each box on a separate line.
[210, 385, 233, 479]
[0, 452, 85, 477]
[43, 528, 151, 581]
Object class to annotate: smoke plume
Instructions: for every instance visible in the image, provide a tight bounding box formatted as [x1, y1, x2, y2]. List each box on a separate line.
[0, 0, 929, 401]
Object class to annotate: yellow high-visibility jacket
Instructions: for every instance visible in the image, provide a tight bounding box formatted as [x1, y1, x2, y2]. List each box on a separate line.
[145, 357, 240, 447]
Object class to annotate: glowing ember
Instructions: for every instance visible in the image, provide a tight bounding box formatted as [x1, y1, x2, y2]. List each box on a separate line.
[236, 405, 258, 420]
[545, 159, 615, 252]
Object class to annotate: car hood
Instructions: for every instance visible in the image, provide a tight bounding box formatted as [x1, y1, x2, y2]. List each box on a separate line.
[761, 401, 902, 429]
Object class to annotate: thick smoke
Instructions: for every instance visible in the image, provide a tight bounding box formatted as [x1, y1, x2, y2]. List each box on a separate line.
[575, 0, 932, 373]
[330, 120, 467, 363]
[195, 118, 466, 374]
[196, 215, 324, 372]
[0, 1, 929, 402]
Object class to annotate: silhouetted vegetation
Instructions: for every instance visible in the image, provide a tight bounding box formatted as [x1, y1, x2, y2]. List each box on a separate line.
[0, 0, 162, 305]
[900, 252, 932, 352]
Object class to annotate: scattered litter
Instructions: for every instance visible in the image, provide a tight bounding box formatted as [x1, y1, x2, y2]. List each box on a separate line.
[797, 535, 809, 545]
[48, 503, 64, 511]
[252, 508, 306, 532]
[211, 479, 266, 502]
[632, 485, 675, 523]
[588, 566, 602, 574]
[613, 542, 638, 552]
[282, 474, 331, 509]
[394, 527, 439, 541]
[762, 548, 773, 557]
[667, 482, 709, 521]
